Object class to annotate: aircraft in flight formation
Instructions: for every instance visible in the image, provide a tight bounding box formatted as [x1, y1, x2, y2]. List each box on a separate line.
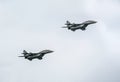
[19, 20, 97, 61]
[19, 50, 54, 61]
[62, 20, 97, 31]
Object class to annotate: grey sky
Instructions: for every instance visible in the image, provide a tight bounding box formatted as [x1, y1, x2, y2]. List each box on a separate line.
[0, 0, 120, 82]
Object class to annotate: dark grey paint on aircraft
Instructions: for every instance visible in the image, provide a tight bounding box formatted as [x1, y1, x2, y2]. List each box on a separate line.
[62, 20, 97, 31]
[19, 50, 54, 61]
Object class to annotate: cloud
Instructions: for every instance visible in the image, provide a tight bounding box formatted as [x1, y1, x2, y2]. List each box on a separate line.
[0, 0, 120, 82]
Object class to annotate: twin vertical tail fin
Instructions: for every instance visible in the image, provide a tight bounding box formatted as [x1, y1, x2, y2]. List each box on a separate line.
[65, 21, 71, 25]
[62, 21, 72, 29]
[22, 50, 28, 56]
[19, 50, 28, 57]
[20, 50, 29, 58]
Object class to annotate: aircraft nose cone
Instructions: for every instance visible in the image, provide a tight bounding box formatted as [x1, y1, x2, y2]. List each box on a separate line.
[44, 50, 54, 53]
[48, 50, 54, 53]
[90, 21, 97, 24]
[85, 20, 97, 24]
[92, 21, 97, 24]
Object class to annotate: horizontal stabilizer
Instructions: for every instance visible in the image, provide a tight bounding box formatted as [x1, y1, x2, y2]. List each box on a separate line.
[18, 56, 25, 57]
[62, 26, 68, 28]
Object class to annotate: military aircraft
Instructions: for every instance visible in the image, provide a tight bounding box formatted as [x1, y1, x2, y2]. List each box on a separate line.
[62, 20, 97, 31]
[19, 50, 54, 61]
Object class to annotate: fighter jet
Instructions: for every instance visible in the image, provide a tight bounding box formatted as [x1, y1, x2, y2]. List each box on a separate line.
[19, 50, 54, 61]
[62, 20, 97, 31]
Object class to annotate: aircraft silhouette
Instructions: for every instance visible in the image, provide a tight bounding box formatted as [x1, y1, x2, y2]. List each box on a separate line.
[19, 50, 54, 61]
[62, 20, 97, 31]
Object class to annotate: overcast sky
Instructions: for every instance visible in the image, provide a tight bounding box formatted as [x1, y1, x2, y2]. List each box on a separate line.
[0, 0, 120, 82]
